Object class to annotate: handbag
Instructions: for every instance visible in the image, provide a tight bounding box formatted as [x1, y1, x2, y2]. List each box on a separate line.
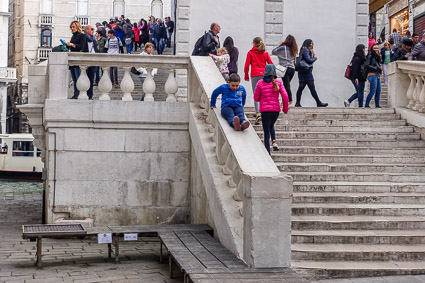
[52, 44, 69, 52]
[275, 46, 288, 77]
[295, 56, 311, 72]
[344, 58, 353, 80]
[125, 38, 132, 45]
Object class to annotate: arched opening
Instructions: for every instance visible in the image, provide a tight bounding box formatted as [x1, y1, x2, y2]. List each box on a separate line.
[151, 0, 163, 19]
[114, 0, 125, 18]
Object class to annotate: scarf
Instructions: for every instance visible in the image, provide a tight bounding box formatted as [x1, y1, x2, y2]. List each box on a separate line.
[263, 76, 272, 83]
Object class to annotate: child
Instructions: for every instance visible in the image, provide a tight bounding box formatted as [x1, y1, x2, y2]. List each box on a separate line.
[136, 42, 158, 101]
[210, 47, 230, 81]
[210, 73, 250, 131]
[105, 29, 123, 86]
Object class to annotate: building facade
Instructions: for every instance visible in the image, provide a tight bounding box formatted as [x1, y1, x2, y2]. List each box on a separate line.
[7, 0, 173, 132]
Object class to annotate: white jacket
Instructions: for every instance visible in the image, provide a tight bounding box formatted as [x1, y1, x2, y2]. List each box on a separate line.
[136, 51, 158, 77]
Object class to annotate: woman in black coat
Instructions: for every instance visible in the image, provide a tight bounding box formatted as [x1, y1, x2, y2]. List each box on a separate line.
[223, 37, 239, 75]
[66, 20, 86, 99]
[344, 44, 366, 107]
[365, 44, 382, 108]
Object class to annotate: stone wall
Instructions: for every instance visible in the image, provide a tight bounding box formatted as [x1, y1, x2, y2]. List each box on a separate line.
[43, 100, 191, 226]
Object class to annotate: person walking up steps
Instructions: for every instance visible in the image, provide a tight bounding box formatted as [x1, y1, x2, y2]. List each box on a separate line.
[365, 44, 382, 108]
[344, 44, 366, 107]
[244, 37, 273, 124]
[254, 65, 289, 154]
[295, 39, 328, 107]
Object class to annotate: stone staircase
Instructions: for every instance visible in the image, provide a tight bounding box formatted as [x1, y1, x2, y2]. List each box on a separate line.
[249, 104, 425, 278]
[67, 48, 173, 101]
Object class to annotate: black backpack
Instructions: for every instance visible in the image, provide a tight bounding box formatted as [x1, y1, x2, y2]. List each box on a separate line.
[192, 32, 207, 56]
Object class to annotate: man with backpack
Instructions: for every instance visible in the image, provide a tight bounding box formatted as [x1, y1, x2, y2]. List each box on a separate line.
[192, 22, 221, 56]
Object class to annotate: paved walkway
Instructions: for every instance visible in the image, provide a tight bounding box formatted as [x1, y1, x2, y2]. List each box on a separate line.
[2, 192, 425, 283]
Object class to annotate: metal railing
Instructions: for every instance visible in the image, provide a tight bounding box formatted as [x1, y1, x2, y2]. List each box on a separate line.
[39, 15, 53, 25]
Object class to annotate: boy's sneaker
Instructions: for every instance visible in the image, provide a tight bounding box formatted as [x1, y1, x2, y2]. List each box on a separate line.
[233, 116, 241, 131]
[255, 113, 262, 125]
[344, 100, 350, 107]
[241, 120, 250, 131]
[272, 142, 279, 151]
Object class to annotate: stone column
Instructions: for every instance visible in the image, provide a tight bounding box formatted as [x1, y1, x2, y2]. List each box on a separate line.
[388, 62, 410, 108]
[0, 82, 6, 134]
[242, 173, 293, 268]
[356, 0, 369, 47]
[264, 0, 283, 49]
[175, 0, 190, 102]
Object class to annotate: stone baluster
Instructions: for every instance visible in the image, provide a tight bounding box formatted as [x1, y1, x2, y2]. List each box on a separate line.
[98, 68, 112, 100]
[76, 66, 90, 100]
[414, 76, 424, 111]
[143, 68, 156, 102]
[406, 74, 416, 109]
[120, 67, 134, 101]
[165, 69, 178, 102]
[217, 140, 230, 165]
[199, 86, 206, 109]
[419, 76, 425, 113]
[234, 179, 244, 202]
[223, 153, 235, 175]
[229, 167, 241, 189]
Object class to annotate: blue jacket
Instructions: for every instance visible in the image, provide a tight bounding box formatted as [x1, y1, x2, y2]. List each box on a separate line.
[210, 84, 246, 109]
[114, 28, 126, 44]
[301, 48, 317, 65]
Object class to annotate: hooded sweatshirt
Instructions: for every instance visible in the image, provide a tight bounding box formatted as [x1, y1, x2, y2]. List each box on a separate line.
[244, 46, 273, 80]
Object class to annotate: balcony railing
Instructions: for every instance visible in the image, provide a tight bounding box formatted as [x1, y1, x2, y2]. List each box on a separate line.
[38, 47, 52, 61]
[39, 14, 53, 26]
[0, 67, 17, 82]
[76, 16, 89, 26]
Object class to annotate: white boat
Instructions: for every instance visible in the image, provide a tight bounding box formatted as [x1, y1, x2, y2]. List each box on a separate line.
[0, 134, 43, 180]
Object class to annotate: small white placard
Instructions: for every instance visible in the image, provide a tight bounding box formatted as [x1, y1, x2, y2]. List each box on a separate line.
[98, 233, 112, 244]
[124, 233, 138, 241]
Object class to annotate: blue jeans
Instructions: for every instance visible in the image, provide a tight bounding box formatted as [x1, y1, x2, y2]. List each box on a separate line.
[348, 80, 366, 107]
[365, 75, 381, 108]
[126, 42, 132, 54]
[95, 67, 100, 82]
[155, 38, 164, 54]
[86, 67, 95, 99]
[221, 106, 245, 128]
[69, 66, 81, 97]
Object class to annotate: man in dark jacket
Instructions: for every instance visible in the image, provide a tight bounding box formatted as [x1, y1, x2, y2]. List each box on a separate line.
[409, 33, 425, 61]
[165, 17, 174, 47]
[82, 25, 99, 100]
[153, 19, 167, 55]
[203, 22, 221, 55]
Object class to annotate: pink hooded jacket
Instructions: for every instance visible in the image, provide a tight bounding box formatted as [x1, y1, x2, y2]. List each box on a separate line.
[254, 79, 289, 114]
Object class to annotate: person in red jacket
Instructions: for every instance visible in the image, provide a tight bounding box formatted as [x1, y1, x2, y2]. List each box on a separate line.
[244, 37, 273, 125]
[254, 64, 289, 154]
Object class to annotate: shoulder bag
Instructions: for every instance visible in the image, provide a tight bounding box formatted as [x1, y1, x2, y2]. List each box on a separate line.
[275, 46, 288, 78]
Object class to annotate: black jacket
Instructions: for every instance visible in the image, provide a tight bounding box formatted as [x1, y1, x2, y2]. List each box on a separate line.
[153, 24, 167, 39]
[70, 31, 86, 52]
[202, 31, 220, 55]
[365, 52, 382, 75]
[166, 21, 174, 33]
[82, 34, 99, 53]
[227, 47, 239, 75]
[351, 51, 366, 81]
[392, 47, 411, 62]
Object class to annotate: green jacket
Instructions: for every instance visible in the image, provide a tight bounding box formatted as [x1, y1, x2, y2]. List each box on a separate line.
[97, 37, 107, 53]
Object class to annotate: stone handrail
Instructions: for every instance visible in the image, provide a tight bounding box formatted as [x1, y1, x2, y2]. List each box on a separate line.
[188, 56, 293, 268]
[0, 67, 17, 82]
[49, 53, 189, 102]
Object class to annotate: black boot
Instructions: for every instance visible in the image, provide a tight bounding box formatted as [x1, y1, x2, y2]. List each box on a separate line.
[317, 102, 328, 107]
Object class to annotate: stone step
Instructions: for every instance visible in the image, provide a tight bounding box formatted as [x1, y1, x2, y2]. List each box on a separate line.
[259, 131, 421, 140]
[293, 181, 425, 193]
[292, 244, 425, 261]
[258, 119, 408, 127]
[292, 203, 425, 216]
[275, 146, 425, 156]
[273, 154, 425, 164]
[293, 192, 425, 204]
[291, 215, 425, 230]
[247, 112, 402, 121]
[291, 172, 425, 182]
[253, 125, 414, 133]
[245, 107, 395, 114]
[277, 163, 425, 173]
[291, 230, 425, 245]
[292, 260, 425, 279]
[273, 139, 425, 148]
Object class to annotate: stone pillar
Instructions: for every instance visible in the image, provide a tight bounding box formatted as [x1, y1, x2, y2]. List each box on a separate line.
[48, 53, 69, 100]
[388, 62, 410, 108]
[356, 0, 369, 46]
[0, 82, 6, 134]
[242, 173, 293, 268]
[264, 0, 283, 50]
[175, 0, 190, 102]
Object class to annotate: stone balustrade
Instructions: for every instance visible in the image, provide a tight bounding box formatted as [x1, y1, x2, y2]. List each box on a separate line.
[50, 53, 187, 102]
[0, 67, 17, 82]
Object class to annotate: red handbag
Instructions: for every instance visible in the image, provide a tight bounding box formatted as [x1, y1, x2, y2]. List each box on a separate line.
[344, 63, 352, 80]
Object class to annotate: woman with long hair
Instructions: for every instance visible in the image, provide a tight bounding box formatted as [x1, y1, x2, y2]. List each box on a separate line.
[223, 37, 239, 75]
[365, 44, 382, 108]
[254, 64, 289, 154]
[66, 20, 86, 99]
[244, 37, 273, 124]
[140, 19, 149, 47]
[344, 44, 366, 107]
[295, 39, 328, 107]
[272, 34, 298, 104]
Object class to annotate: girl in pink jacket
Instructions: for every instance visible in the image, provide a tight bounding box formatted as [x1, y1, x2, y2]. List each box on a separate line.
[254, 64, 289, 154]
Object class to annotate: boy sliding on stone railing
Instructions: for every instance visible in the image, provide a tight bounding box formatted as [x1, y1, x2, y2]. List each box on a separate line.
[210, 73, 250, 131]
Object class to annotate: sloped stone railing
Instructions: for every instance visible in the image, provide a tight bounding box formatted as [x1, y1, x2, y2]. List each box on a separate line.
[47, 53, 187, 102]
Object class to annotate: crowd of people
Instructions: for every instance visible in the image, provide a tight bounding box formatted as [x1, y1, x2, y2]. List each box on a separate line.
[65, 15, 174, 99]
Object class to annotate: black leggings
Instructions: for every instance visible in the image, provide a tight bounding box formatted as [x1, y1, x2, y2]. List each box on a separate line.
[296, 80, 321, 105]
[261, 111, 280, 154]
[282, 67, 295, 102]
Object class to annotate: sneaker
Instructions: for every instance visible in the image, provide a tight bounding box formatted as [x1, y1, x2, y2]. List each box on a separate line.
[233, 116, 241, 131]
[241, 120, 250, 131]
[344, 100, 350, 107]
[255, 114, 262, 125]
[272, 141, 279, 151]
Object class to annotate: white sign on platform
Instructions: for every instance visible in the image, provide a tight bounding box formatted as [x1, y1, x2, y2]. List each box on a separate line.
[124, 233, 138, 241]
[98, 233, 112, 244]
